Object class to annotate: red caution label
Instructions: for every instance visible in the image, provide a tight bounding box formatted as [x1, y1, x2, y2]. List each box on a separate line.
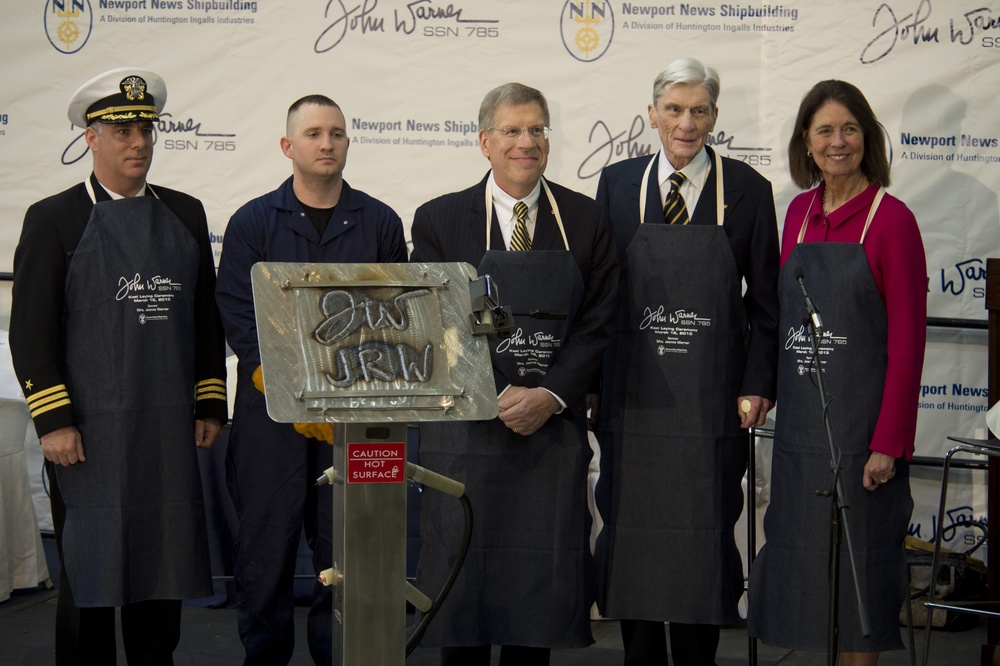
[346, 442, 405, 483]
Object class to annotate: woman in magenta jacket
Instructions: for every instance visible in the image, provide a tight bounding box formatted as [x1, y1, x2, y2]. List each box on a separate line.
[749, 80, 927, 665]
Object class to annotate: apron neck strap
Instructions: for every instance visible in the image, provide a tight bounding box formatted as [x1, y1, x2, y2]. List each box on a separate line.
[797, 185, 886, 245]
[638, 155, 657, 226]
[712, 147, 724, 227]
[639, 149, 724, 226]
[85, 176, 158, 203]
[485, 175, 568, 251]
[860, 186, 885, 244]
[796, 192, 819, 244]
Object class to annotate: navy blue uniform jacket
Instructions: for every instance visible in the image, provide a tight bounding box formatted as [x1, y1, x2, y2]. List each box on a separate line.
[10, 174, 228, 437]
[216, 176, 408, 377]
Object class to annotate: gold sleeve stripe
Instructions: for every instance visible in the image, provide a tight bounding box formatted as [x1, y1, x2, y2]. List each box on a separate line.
[196, 379, 227, 389]
[195, 379, 227, 401]
[29, 391, 71, 407]
[196, 382, 226, 394]
[27, 392, 72, 414]
[25, 384, 70, 405]
[30, 398, 72, 418]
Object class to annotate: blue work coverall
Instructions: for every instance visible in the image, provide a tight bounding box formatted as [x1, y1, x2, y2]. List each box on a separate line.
[216, 176, 407, 664]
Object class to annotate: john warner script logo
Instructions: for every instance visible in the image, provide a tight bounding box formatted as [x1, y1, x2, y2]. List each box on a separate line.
[561, 0, 614, 62]
[45, 0, 94, 53]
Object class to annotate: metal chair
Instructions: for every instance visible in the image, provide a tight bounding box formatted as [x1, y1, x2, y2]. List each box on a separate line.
[921, 436, 1000, 666]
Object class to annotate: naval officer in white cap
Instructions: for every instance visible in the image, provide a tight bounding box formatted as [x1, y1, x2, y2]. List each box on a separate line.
[9, 67, 228, 665]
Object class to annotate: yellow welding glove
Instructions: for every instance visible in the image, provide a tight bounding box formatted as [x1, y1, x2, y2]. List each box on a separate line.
[294, 422, 334, 444]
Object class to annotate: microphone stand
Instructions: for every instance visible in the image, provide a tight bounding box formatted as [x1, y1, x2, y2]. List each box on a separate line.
[803, 314, 871, 665]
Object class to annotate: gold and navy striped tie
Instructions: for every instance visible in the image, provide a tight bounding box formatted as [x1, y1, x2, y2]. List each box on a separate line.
[663, 171, 690, 225]
[510, 201, 532, 251]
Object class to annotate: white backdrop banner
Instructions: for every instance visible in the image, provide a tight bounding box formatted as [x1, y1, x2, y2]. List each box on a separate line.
[3, 0, 1000, 552]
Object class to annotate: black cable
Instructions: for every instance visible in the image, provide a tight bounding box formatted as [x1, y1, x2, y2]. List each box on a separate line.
[405, 492, 473, 657]
[939, 518, 988, 559]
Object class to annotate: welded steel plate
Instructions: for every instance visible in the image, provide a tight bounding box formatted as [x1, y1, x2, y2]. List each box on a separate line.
[251, 262, 498, 423]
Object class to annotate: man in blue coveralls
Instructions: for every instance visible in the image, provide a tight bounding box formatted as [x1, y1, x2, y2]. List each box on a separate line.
[216, 94, 408, 665]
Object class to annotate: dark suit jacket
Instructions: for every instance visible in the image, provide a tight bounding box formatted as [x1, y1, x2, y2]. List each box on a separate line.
[410, 172, 619, 410]
[596, 146, 779, 399]
[10, 173, 228, 437]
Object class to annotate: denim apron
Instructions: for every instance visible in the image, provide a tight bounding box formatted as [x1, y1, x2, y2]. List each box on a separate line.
[58, 193, 211, 606]
[748, 188, 910, 651]
[597, 151, 748, 624]
[417, 179, 593, 647]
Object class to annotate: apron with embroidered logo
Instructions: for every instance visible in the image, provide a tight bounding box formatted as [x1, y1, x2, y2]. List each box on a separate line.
[58, 194, 211, 606]
[748, 188, 910, 651]
[418, 179, 593, 647]
[597, 152, 748, 624]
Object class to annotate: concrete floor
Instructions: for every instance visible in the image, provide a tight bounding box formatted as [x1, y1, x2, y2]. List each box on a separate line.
[0, 535, 987, 665]
[0, 583, 986, 665]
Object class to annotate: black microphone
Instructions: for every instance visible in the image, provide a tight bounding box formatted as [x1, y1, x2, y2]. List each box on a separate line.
[794, 266, 823, 330]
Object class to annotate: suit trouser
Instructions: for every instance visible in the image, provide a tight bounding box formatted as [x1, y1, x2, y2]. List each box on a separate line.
[621, 618, 721, 666]
[226, 390, 333, 666]
[48, 461, 182, 666]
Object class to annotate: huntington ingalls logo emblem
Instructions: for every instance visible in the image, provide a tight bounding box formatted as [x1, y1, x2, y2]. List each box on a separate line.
[560, 0, 614, 62]
[44, 0, 94, 54]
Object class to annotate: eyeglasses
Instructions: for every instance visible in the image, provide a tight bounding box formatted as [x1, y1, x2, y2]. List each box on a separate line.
[488, 126, 552, 141]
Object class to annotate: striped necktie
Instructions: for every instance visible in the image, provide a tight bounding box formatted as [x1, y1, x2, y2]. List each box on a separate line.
[510, 201, 532, 251]
[664, 171, 690, 225]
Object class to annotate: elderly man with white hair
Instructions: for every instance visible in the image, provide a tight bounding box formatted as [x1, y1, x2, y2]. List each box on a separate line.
[593, 57, 780, 665]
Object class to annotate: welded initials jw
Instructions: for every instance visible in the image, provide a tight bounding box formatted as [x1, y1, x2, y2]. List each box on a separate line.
[313, 288, 431, 344]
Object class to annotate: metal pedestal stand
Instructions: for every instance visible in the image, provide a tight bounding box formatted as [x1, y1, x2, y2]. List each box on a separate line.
[252, 262, 504, 666]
